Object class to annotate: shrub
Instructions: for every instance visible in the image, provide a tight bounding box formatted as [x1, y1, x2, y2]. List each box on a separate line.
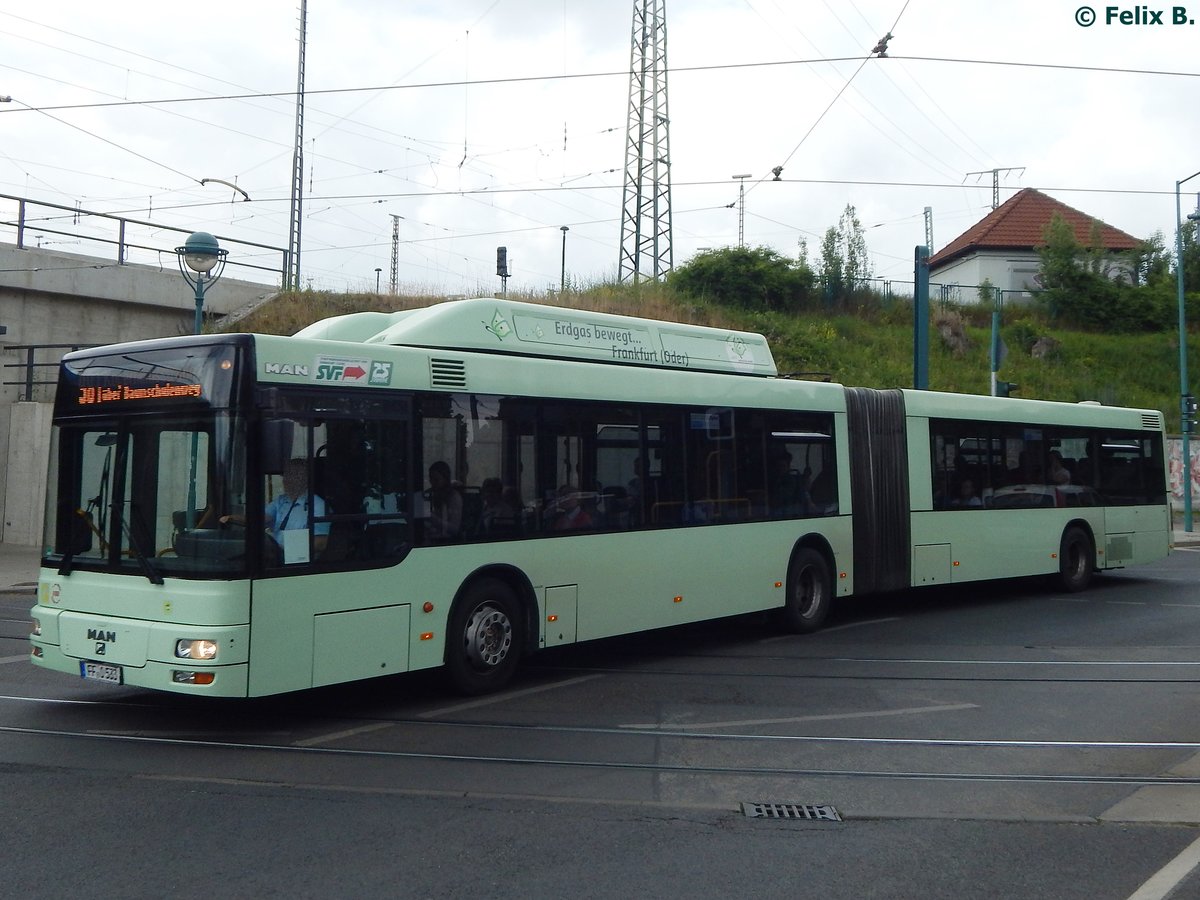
[668, 246, 816, 312]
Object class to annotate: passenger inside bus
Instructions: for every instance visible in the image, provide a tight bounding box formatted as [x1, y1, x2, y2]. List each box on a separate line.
[1048, 450, 1072, 485]
[425, 460, 463, 541]
[951, 478, 982, 508]
[768, 452, 811, 517]
[477, 477, 519, 536]
[545, 484, 593, 531]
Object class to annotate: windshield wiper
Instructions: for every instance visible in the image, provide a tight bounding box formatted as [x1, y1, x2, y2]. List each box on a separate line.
[120, 503, 164, 586]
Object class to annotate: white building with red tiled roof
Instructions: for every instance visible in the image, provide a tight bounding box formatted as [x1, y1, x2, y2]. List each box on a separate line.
[928, 188, 1142, 302]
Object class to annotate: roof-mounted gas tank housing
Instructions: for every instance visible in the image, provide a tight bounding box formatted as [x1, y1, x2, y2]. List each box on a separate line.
[292, 298, 778, 377]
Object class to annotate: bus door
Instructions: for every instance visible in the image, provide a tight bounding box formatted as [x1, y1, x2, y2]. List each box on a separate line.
[247, 395, 414, 695]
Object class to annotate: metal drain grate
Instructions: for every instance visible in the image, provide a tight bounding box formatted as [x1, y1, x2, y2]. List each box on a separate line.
[741, 802, 841, 821]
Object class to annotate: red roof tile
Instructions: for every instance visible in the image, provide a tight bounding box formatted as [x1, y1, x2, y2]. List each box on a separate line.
[928, 188, 1141, 269]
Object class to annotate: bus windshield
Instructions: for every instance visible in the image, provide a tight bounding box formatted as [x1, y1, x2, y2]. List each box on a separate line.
[44, 414, 249, 579]
[43, 339, 250, 579]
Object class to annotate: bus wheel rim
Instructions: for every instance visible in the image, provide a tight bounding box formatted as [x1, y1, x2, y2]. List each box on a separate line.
[464, 604, 513, 668]
[796, 568, 821, 618]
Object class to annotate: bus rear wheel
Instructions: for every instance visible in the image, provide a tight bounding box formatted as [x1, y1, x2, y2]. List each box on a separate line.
[446, 578, 523, 694]
[1055, 526, 1095, 593]
[780, 547, 833, 633]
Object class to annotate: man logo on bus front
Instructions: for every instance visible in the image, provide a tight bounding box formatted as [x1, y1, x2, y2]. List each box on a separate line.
[484, 310, 512, 341]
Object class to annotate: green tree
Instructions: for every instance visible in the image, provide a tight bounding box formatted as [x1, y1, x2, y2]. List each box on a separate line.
[668, 245, 816, 311]
[1179, 220, 1200, 293]
[816, 205, 874, 306]
[816, 226, 843, 305]
[839, 203, 873, 291]
[1037, 214, 1172, 331]
[1037, 214, 1115, 324]
[1129, 230, 1172, 286]
[977, 277, 996, 308]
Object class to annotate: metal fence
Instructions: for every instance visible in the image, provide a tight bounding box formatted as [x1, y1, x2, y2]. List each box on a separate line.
[1, 343, 95, 402]
[0, 193, 286, 283]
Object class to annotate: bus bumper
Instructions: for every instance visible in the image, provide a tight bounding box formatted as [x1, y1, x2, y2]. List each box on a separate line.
[29, 606, 250, 698]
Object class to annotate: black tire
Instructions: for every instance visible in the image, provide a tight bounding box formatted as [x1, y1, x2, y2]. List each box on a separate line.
[1055, 525, 1094, 593]
[779, 547, 833, 633]
[445, 578, 523, 694]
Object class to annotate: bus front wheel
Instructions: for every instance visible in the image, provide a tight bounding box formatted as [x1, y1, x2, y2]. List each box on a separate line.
[780, 547, 833, 633]
[1055, 526, 1095, 593]
[445, 578, 523, 694]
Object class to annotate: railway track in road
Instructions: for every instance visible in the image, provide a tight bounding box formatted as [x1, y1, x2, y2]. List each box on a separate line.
[2, 688, 1199, 791]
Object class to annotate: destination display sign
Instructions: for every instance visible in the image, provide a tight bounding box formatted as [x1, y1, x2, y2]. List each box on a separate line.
[78, 383, 203, 405]
[55, 342, 241, 417]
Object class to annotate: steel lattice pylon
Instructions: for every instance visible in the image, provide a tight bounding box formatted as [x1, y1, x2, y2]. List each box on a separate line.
[389, 214, 400, 294]
[284, 0, 307, 291]
[618, 0, 673, 284]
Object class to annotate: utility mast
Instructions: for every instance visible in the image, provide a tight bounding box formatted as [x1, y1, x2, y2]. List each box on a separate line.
[389, 215, 400, 295]
[284, 0, 308, 290]
[618, 0, 673, 284]
[965, 167, 1025, 210]
[733, 174, 751, 248]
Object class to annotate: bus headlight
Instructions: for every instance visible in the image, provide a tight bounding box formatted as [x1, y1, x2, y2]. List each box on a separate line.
[175, 639, 218, 661]
[31, 618, 41, 637]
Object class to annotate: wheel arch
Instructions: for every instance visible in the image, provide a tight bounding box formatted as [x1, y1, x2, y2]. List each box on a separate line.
[1063, 517, 1097, 546]
[1054, 519, 1098, 593]
[1062, 518, 1099, 566]
[448, 563, 540, 661]
[790, 532, 837, 580]
[778, 532, 838, 633]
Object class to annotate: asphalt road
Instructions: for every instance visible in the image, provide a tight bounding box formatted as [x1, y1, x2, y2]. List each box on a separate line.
[3, 550, 1200, 899]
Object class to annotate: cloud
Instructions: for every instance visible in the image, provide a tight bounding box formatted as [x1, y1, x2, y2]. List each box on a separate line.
[1, 0, 1197, 293]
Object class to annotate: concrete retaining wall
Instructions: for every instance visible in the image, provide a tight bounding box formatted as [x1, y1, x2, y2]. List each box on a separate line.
[0, 243, 278, 545]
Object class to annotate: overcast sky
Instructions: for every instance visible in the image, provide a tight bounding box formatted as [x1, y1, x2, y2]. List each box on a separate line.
[2, 1, 1199, 297]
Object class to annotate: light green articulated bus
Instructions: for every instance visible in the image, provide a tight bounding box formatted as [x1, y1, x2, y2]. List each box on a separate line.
[29, 299, 1172, 697]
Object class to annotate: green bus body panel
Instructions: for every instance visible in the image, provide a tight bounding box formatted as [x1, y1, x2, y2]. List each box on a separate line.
[902, 390, 1170, 588]
[251, 337, 825, 412]
[292, 298, 778, 377]
[901, 389, 1163, 431]
[312, 604, 410, 688]
[243, 518, 854, 697]
[31, 569, 252, 697]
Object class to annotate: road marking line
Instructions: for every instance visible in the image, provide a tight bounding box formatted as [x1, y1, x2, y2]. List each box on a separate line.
[0, 654, 28, 665]
[294, 722, 396, 747]
[1126, 833, 1200, 900]
[821, 617, 903, 634]
[622, 702, 978, 731]
[418, 673, 604, 719]
[759, 618, 902, 643]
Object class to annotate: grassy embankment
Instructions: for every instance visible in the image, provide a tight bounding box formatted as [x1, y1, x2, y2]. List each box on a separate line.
[223, 283, 1198, 432]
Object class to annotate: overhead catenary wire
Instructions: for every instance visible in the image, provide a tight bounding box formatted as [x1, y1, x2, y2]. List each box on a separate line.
[4, 1, 1194, 294]
[4, 55, 1197, 119]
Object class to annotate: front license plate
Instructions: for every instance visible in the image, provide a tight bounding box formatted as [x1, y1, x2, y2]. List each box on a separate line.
[80, 661, 123, 685]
